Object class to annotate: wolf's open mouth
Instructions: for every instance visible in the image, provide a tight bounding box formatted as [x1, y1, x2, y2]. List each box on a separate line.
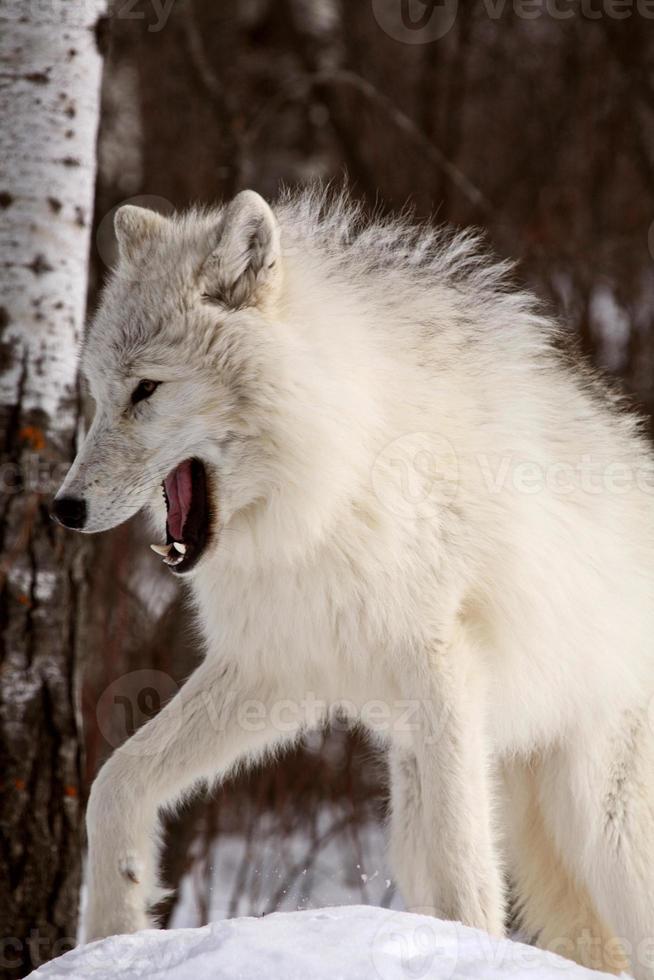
[150, 458, 210, 574]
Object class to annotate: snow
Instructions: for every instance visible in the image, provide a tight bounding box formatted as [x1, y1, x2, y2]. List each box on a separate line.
[168, 813, 399, 924]
[27, 905, 621, 980]
[590, 284, 631, 374]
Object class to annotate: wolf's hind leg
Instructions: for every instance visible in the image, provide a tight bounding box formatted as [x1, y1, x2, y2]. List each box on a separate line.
[391, 627, 506, 936]
[537, 716, 654, 980]
[388, 745, 433, 908]
[502, 759, 629, 976]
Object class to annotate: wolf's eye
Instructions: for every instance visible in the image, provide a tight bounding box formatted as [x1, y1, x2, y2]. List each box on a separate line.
[131, 379, 160, 405]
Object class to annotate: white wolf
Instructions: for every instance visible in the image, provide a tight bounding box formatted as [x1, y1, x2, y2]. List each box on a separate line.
[55, 188, 654, 977]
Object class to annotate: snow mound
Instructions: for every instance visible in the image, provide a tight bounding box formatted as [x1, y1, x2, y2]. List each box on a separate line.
[28, 905, 620, 979]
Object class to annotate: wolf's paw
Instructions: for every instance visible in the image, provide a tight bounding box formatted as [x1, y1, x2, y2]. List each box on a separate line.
[83, 900, 151, 943]
[83, 850, 154, 942]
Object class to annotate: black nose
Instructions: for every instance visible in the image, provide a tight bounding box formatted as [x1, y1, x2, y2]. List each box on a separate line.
[52, 496, 87, 530]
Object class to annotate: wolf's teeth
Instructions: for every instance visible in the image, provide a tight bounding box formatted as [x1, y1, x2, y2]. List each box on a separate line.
[173, 542, 186, 554]
[163, 554, 183, 566]
[150, 543, 172, 556]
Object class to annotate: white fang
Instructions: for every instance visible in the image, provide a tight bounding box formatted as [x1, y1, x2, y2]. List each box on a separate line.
[150, 543, 171, 556]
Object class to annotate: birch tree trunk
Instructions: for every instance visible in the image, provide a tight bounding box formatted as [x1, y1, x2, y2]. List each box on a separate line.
[0, 1, 107, 974]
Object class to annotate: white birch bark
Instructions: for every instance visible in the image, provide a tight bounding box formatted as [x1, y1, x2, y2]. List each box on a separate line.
[0, 0, 106, 419]
[0, 1, 106, 973]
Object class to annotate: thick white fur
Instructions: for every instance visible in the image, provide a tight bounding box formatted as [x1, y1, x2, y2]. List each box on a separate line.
[58, 189, 654, 976]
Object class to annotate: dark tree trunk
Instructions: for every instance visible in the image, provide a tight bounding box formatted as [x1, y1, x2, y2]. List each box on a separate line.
[0, 0, 106, 973]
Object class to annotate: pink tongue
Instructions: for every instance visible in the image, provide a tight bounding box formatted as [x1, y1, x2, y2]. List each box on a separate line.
[164, 460, 193, 541]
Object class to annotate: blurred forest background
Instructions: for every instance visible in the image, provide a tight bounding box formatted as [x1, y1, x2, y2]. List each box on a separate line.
[2, 0, 654, 974]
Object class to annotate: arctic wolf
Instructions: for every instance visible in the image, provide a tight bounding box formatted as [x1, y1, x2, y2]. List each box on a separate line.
[55, 189, 654, 977]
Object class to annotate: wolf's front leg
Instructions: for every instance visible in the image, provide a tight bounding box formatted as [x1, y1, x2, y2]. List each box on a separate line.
[390, 632, 505, 936]
[84, 662, 297, 941]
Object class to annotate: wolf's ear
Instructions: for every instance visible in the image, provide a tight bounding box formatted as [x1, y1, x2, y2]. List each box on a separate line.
[114, 205, 168, 264]
[201, 190, 281, 309]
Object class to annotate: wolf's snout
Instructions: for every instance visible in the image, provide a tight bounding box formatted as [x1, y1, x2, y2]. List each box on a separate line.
[52, 495, 87, 530]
